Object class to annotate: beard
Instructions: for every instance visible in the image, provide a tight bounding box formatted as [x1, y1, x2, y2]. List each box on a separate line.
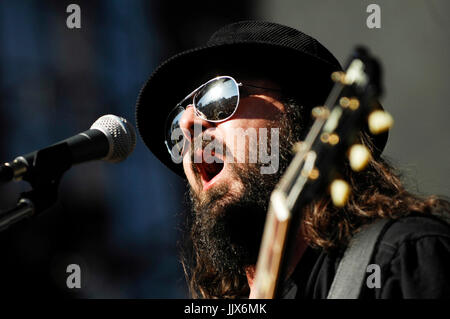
[189, 163, 278, 273]
[185, 117, 296, 275]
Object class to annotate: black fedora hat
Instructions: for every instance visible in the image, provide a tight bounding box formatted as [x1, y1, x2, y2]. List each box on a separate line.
[135, 20, 388, 177]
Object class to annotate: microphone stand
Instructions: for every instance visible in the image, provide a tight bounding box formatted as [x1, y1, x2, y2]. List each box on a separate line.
[0, 143, 72, 232]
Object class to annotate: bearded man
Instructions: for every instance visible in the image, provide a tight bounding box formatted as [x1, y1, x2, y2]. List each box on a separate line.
[136, 21, 450, 299]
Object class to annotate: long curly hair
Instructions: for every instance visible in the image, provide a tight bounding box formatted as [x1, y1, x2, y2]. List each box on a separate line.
[179, 97, 449, 299]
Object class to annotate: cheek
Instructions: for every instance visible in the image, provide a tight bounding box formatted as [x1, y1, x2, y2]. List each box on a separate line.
[214, 96, 284, 162]
[219, 119, 276, 164]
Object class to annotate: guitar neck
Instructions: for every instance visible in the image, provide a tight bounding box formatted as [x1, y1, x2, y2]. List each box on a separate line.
[250, 123, 325, 299]
[250, 192, 291, 299]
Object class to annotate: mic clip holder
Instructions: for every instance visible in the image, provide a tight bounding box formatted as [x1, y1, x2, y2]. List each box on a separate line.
[0, 142, 72, 232]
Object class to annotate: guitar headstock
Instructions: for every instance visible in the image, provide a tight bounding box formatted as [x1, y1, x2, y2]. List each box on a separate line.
[277, 46, 393, 211]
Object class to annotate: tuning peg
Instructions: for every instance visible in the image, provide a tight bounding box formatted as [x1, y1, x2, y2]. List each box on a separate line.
[320, 132, 340, 145]
[338, 97, 360, 111]
[348, 144, 371, 172]
[328, 133, 340, 145]
[368, 110, 393, 134]
[330, 179, 351, 207]
[331, 71, 346, 83]
[311, 106, 330, 119]
[349, 98, 360, 110]
[292, 141, 307, 153]
[308, 168, 320, 180]
[339, 97, 350, 108]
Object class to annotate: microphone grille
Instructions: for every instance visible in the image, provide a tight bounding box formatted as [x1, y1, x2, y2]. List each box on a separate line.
[90, 114, 136, 163]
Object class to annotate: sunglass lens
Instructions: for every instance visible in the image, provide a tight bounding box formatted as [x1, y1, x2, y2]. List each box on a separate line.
[194, 77, 239, 121]
[165, 105, 188, 159]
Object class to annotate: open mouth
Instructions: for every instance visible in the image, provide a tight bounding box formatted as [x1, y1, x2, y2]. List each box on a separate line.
[195, 151, 225, 190]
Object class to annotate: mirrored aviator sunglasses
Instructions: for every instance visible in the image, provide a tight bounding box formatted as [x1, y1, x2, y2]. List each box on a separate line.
[164, 76, 241, 160]
[164, 75, 281, 161]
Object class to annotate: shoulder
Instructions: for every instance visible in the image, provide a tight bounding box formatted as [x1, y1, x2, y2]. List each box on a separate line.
[374, 213, 450, 263]
[368, 213, 450, 298]
[377, 213, 450, 251]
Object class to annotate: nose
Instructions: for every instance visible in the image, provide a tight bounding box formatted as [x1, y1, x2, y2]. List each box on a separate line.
[178, 105, 215, 143]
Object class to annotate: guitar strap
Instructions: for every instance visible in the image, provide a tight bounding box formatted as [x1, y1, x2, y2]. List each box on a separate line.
[327, 218, 389, 299]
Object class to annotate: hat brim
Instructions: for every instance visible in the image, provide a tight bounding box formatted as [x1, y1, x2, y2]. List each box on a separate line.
[135, 41, 387, 178]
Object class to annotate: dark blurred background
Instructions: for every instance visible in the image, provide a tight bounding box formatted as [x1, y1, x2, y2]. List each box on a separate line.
[0, 0, 448, 298]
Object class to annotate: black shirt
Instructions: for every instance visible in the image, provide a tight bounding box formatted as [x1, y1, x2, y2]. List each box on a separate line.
[282, 214, 450, 299]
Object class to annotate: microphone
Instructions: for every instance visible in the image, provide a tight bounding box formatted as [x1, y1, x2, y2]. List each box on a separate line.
[0, 114, 136, 184]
